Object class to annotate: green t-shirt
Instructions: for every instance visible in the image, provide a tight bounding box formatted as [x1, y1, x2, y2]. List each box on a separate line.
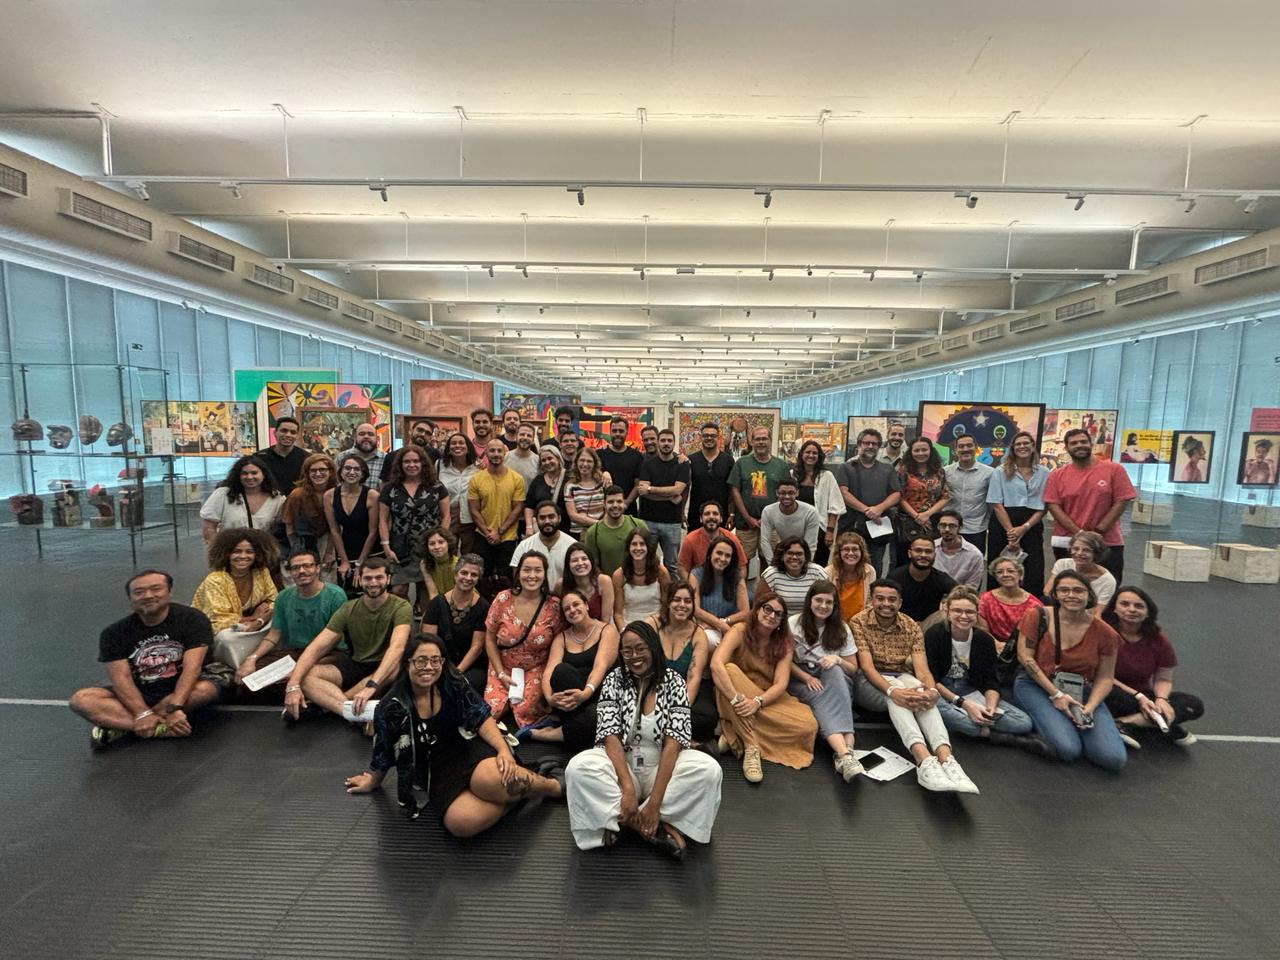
[270, 582, 349, 650]
[726, 455, 791, 519]
[583, 516, 648, 575]
[324, 594, 413, 663]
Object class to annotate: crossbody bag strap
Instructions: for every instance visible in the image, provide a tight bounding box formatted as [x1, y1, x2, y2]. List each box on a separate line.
[502, 594, 548, 650]
[1052, 604, 1062, 672]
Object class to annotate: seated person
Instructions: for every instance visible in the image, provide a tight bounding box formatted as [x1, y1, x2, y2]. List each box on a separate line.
[689, 535, 750, 643]
[676, 501, 747, 582]
[191, 527, 280, 670]
[281, 558, 412, 724]
[849, 579, 979, 793]
[421, 554, 491, 693]
[556, 543, 615, 625]
[931, 509, 986, 591]
[234, 549, 348, 685]
[510, 500, 578, 586]
[787, 581, 864, 783]
[539, 589, 620, 750]
[756, 536, 830, 613]
[926, 587, 1038, 748]
[344, 636, 564, 835]
[565, 621, 723, 858]
[1044, 530, 1116, 608]
[1100, 586, 1204, 747]
[648, 581, 716, 745]
[978, 556, 1043, 646]
[419, 526, 459, 602]
[888, 536, 958, 626]
[70, 569, 221, 749]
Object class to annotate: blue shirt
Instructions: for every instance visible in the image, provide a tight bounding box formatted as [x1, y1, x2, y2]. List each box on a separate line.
[986, 465, 1050, 510]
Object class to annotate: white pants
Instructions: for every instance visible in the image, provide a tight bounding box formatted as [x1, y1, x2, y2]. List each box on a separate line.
[852, 672, 951, 753]
[565, 746, 723, 850]
[211, 626, 270, 669]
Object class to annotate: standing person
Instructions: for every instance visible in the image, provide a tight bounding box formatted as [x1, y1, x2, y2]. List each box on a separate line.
[793, 440, 845, 566]
[420, 554, 490, 693]
[191, 528, 279, 669]
[336, 423, 386, 490]
[1045, 530, 1117, 609]
[648, 582, 716, 745]
[931, 509, 986, 591]
[1012, 570, 1127, 771]
[543, 405, 578, 449]
[324, 454, 381, 590]
[759, 477, 821, 561]
[897, 438, 950, 565]
[787, 581, 865, 782]
[582, 487, 649, 576]
[691, 535, 751, 641]
[540, 589, 620, 751]
[556, 430, 582, 472]
[1044, 427, 1137, 582]
[523, 443, 570, 534]
[255, 416, 308, 494]
[282, 453, 336, 563]
[199, 455, 286, 543]
[503, 422, 541, 486]
[378, 446, 450, 613]
[437, 432, 480, 551]
[978, 556, 1043, 647]
[636, 428, 691, 577]
[510, 501, 577, 586]
[597, 415, 645, 514]
[711, 594, 818, 783]
[612, 529, 671, 630]
[639, 425, 659, 458]
[483, 552, 564, 730]
[498, 409, 523, 450]
[836, 428, 902, 576]
[758, 536, 830, 613]
[825, 531, 875, 623]
[469, 408, 497, 457]
[888, 537, 958, 626]
[849, 580, 979, 793]
[986, 430, 1050, 591]
[467, 439, 527, 596]
[676, 501, 747, 581]
[564, 447, 610, 536]
[71, 570, 220, 748]
[878, 421, 907, 466]
[944, 435, 995, 555]
[726, 426, 791, 571]
[556, 543, 616, 625]
[686, 421, 736, 533]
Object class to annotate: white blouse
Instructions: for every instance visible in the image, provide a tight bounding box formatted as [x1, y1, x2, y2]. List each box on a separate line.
[199, 486, 286, 531]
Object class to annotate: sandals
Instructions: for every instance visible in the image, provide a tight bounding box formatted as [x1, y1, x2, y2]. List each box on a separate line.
[515, 715, 562, 742]
[645, 822, 687, 861]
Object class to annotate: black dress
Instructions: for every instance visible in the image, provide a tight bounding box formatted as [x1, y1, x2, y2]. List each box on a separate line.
[422, 593, 491, 693]
[548, 628, 614, 752]
[411, 703, 498, 816]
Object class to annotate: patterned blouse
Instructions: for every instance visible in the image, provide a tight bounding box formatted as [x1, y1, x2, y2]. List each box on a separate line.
[382, 481, 449, 561]
[899, 469, 948, 515]
[595, 666, 692, 749]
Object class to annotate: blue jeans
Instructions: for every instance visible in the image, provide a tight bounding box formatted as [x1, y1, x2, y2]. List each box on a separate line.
[935, 678, 1033, 737]
[647, 521, 684, 576]
[1013, 672, 1127, 771]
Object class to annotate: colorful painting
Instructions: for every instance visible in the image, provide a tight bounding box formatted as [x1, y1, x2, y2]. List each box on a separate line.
[674, 407, 782, 459]
[499, 393, 580, 441]
[800, 422, 847, 464]
[263, 381, 392, 451]
[916, 402, 1046, 466]
[1042, 409, 1118, 466]
[1118, 429, 1174, 464]
[297, 409, 372, 456]
[141, 400, 257, 456]
[1169, 431, 1214, 484]
[233, 369, 337, 403]
[1238, 432, 1280, 487]
[396, 415, 466, 449]
[411, 380, 497, 441]
[578, 404, 654, 449]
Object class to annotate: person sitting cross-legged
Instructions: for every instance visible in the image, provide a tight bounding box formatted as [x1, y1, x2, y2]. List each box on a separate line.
[70, 569, 222, 749]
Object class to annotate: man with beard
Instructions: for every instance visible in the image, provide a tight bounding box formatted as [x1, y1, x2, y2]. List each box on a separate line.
[499, 409, 523, 450]
[70, 569, 220, 749]
[467, 439, 527, 593]
[510, 501, 577, 585]
[636, 428, 691, 577]
[542, 406, 578, 449]
[282, 559, 412, 723]
[677, 501, 747, 581]
[837, 428, 902, 576]
[338, 422, 387, 485]
[504, 422, 541, 486]
[930, 509, 985, 592]
[256, 416, 307, 492]
[888, 537, 958, 625]
[469, 408, 497, 457]
[878, 421, 908, 467]
[597, 415, 644, 514]
[686, 421, 735, 532]
[726, 426, 790, 569]
[639, 424, 660, 458]
[1044, 427, 1136, 582]
[582, 486, 648, 575]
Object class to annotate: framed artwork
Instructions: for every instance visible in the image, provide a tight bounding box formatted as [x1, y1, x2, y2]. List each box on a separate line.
[1238, 432, 1280, 487]
[1042, 408, 1118, 465]
[298, 408, 372, 456]
[141, 400, 257, 456]
[673, 407, 782, 458]
[798, 422, 846, 464]
[779, 422, 802, 461]
[1118, 429, 1174, 464]
[1169, 430, 1214, 484]
[396, 415, 466, 449]
[499, 393, 580, 441]
[264, 381, 392, 450]
[916, 402, 1046, 466]
[410, 379, 495, 441]
[577, 404, 653, 448]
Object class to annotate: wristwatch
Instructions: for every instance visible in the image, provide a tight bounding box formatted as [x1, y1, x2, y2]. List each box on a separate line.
[364, 680, 378, 689]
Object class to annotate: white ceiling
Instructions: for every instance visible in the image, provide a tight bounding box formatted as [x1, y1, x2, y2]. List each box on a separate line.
[3, 0, 1280, 400]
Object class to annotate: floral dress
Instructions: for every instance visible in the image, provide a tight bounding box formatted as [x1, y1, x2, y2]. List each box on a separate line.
[483, 590, 563, 727]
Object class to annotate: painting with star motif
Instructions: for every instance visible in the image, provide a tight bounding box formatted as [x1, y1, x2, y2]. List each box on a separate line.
[916, 401, 1046, 466]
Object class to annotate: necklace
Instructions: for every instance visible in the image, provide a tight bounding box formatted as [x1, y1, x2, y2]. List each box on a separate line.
[566, 621, 596, 648]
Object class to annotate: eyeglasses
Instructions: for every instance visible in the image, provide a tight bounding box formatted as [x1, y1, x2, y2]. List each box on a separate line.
[760, 606, 784, 618]
[409, 656, 445, 669]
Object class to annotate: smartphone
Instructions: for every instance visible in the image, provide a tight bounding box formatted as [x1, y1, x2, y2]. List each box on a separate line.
[858, 752, 886, 773]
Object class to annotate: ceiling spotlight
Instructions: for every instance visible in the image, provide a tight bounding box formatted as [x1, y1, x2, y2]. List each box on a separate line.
[635, 266, 646, 280]
[567, 184, 585, 205]
[767, 269, 775, 282]
[914, 270, 924, 283]
[810, 310, 817, 319]
[538, 306, 545, 314]
[866, 269, 876, 282]
[575, 330, 581, 339]
[495, 306, 502, 314]
[126, 181, 150, 202]
[1240, 194, 1261, 214]
[954, 191, 978, 209]
[806, 266, 813, 276]
[754, 188, 773, 208]
[676, 266, 695, 275]
[484, 265, 495, 278]
[1177, 194, 1198, 214]
[180, 299, 193, 310]
[1104, 274, 1117, 286]
[370, 182, 389, 202]
[745, 309, 751, 318]
[1067, 193, 1086, 211]
[519, 265, 529, 278]
[219, 181, 243, 200]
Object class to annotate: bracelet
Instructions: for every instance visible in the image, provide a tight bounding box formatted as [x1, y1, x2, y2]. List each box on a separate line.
[1051, 689, 1066, 701]
[286, 684, 301, 693]
[245, 654, 259, 661]
[731, 693, 744, 705]
[380, 539, 391, 545]
[135, 709, 154, 721]
[584, 682, 596, 694]
[753, 695, 764, 707]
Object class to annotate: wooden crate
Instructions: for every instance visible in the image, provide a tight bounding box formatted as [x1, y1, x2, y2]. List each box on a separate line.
[1143, 540, 1210, 582]
[1210, 543, 1280, 584]
[1241, 504, 1280, 529]
[1132, 499, 1173, 526]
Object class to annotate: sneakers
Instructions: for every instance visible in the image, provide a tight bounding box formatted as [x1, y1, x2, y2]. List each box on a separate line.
[89, 725, 127, 751]
[742, 745, 764, 784]
[716, 735, 732, 756]
[1171, 725, 1197, 746]
[915, 755, 954, 792]
[1116, 723, 1142, 750]
[939, 757, 980, 794]
[833, 752, 865, 783]
[1013, 733, 1057, 759]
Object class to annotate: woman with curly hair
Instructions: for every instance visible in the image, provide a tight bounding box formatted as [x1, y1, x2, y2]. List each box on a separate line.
[379, 445, 450, 612]
[418, 525, 460, 602]
[896, 437, 950, 563]
[192, 527, 280, 668]
[757, 535, 830, 612]
[199, 455, 285, 543]
[564, 446, 611, 535]
[283, 453, 336, 563]
[792, 440, 846, 565]
[825, 530, 876, 622]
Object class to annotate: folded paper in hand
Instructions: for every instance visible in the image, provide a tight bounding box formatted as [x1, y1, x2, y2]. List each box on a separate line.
[864, 516, 894, 540]
[243, 655, 296, 692]
[342, 699, 379, 723]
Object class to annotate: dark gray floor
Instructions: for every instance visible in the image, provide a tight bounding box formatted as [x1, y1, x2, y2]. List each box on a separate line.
[1, 499, 1277, 960]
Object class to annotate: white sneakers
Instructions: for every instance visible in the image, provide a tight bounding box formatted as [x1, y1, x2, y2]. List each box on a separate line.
[916, 755, 980, 794]
[833, 752, 866, 783]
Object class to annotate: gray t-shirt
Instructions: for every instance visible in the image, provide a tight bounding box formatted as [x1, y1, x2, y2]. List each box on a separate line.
[836, 459, 902, 530]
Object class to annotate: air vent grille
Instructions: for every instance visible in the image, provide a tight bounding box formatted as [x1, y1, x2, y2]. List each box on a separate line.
[894, 349, 915, 364]
[167, 232, 235, 272]
[342, 301, 374, 322]
[402, 323, 427, 341]
[374, 314, 400, 333]
[245, 263, 295, 294]
[58, 189, 153, 241]
[1114, 276, 1177, 306]
[941, 334, 968, 351]
[916, 342, 941, 357]
[1194, 247, 1276, 285]
[0, 161, 28, 198]
[1008, 313, 1047, 335]
[302, 285, 340, 310]
[972, 323, 1005, 343]
[1056, 297, 1101, 322]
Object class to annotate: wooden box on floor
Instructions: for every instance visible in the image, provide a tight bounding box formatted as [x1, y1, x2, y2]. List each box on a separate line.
[1241, 504, 1280, 529]
[1132, 499, 1173, 525]
[1143, 540, 1211, 582]
[1210, 543, 1280, 584]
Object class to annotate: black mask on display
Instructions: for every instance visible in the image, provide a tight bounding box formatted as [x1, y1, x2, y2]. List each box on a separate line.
[106, 422, 133, 446]
[47, 424, 73, 449]
[11, 418, 43, 442]
[79, 415, 103, 445]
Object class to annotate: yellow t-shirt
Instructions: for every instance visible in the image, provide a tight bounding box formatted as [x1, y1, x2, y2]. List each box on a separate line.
[467, 469, 526, 542]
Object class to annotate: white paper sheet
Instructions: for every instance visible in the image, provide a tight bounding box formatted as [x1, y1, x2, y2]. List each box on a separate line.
[853, 745, 916, 782]
[242, 655, 296, 692]
[961, 689, 1005, 716]
[864, 516, 895, 540]
[341, 699, 380, 723]
[1050, 535, 1072, 550]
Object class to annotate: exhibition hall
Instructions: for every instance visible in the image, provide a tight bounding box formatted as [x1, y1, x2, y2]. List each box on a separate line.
[1, 3, 1278, 958]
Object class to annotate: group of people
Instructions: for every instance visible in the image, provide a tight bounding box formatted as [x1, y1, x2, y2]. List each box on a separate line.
[69, 413, 1205, 855]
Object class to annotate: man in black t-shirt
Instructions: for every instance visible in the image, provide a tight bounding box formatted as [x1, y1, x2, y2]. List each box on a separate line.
[597, 415, 644, 515]
[888, 536, 958, 626]
[70, 569, 221, 750]
[686, 420, 735, 531]
[256, 415, 308, 492]
[637, 428, 691, 576]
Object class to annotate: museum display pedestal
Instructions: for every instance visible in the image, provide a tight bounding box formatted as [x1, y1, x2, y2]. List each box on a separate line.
[1210, 543, 1280, 584]
[1143, 541, 1211, 582]
[1132, 499, 1173, 526]
[1241, 504, 1280, 529]
[163, 482, 206, 505]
